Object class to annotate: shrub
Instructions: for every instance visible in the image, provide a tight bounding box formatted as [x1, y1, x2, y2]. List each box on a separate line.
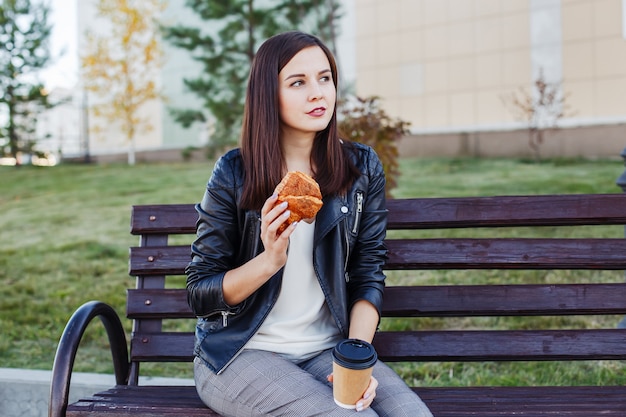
[338, 96, 411, 197]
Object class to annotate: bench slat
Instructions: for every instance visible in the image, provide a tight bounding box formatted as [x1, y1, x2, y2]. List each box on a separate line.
[127, 289, 191, 318]
[129, 329, 626, 363]
[387, 194, 626, 229]
[417, 386, 626, 416]
[130, 194, 626, 235]
[374, 329, 626, 362]
[383, 283, 626, 316]
[129, 246, 190, 276]
[127, 284, 626, 319]
[386, 238, 626, 269]
[67, 385, 216, 417]
[67, 385, 626, 417]
[129, 239, 626, 276]
[131, 204, 198, 235]
[130, 333, 195, 362]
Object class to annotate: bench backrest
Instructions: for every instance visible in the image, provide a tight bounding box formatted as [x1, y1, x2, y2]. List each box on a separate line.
[128, 194, 626, 383]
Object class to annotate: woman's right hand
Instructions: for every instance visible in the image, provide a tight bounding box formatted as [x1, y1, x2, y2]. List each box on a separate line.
[259, 194, 297, 271]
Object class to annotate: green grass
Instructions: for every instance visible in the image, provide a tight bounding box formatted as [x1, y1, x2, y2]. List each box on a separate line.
[0, 162, 213, 375]
[393, 157, 622, 197]
[1, 157, 625, 385]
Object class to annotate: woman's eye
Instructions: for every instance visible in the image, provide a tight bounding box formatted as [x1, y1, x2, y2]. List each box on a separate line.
[291, 80, 303, 87]
[320, 76, 330, 82]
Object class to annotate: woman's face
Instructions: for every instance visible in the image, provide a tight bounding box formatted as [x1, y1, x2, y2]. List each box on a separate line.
[278, 46, 336, 141]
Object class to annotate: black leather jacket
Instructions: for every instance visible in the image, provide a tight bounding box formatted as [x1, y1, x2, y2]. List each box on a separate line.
[186, 142, 388, 374]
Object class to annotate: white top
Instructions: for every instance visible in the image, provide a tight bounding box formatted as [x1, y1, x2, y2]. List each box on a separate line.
[245, 220, 341, 362]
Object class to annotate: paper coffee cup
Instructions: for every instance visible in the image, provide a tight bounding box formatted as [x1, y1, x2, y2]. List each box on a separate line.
[331, 339, 378, 409]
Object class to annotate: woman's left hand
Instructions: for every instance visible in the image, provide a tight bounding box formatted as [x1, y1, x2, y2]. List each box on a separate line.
[327, 374, 378, 412]
[356, 375, 378, 412]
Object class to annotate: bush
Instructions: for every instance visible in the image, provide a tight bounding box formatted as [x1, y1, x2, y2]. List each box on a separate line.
[338, 96, 411, 197]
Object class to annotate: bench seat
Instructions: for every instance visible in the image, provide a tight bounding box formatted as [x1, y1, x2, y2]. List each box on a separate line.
[66, 385, 626, 417]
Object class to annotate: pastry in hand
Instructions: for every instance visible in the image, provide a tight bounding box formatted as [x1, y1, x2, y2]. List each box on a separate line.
[273, 171, 323, 233]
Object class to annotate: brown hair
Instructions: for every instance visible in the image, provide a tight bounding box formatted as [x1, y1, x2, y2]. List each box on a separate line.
[240, 31, 359, 210]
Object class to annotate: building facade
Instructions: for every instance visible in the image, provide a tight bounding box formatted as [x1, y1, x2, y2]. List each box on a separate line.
[41, 0, 626, 161]
[352, 0, 626, 158]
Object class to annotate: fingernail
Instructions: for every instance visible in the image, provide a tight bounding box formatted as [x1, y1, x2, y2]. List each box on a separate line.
[363, 393, 370, 400]
[280, 201, 288, 208]
[356, 402, 363, 411]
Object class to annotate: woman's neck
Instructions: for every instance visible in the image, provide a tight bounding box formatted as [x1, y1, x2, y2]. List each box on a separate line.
[282, 135, 315, 176]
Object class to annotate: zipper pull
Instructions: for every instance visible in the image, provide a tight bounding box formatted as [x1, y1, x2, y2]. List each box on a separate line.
[352, 192, 364, 234]
[221, 311, 229, 327]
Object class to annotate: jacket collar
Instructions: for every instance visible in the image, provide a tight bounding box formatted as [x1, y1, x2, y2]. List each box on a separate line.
[315, 194, 349, 242]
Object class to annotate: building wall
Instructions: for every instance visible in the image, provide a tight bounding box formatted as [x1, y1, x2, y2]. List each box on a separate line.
[353, 0, 626, 137]
[562, 0, 626, 123]
[61, 0, 626, 160]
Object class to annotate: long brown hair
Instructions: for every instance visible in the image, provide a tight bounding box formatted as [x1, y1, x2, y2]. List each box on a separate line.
[240, 31, 359, 210]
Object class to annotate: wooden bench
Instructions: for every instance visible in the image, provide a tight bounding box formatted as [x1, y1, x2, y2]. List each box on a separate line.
[49, 193, 626, 417]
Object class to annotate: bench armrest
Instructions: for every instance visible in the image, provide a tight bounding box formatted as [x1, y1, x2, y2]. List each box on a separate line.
[49, 301, 129, 417]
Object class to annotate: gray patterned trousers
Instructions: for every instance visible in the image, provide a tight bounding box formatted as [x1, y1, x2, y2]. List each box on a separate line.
[194, 349, 433, 417]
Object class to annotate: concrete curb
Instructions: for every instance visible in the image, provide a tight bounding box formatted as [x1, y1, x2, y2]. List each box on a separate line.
[0, 368, 194, 417]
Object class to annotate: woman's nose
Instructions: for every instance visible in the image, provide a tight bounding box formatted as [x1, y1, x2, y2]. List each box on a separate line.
[308, 82, 323, 100]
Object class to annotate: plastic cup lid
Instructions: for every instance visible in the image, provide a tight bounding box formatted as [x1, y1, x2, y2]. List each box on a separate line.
[332, 339, 378, 370]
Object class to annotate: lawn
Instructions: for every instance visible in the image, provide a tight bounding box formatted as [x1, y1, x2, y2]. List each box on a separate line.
[1, 156, 625, 385]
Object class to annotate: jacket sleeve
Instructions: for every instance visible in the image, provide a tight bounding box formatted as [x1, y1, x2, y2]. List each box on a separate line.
[346, 146, 388, 317]
[185, 155, 243, 317]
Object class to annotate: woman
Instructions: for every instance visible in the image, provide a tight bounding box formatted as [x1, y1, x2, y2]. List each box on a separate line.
[186, 31, 433, 417]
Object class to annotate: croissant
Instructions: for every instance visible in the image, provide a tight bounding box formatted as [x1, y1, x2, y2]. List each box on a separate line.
[274, 171, 323, 233]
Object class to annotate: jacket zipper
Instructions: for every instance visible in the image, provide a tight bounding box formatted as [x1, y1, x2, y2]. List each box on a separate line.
[197, 310, 233, 327]
[352, 191, 364, 234]
[344, 228, 350, 283]
[221, 311, 232, 327]
[344, 191, 364, 282]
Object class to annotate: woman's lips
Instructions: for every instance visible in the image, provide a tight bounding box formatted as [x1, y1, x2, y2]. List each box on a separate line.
[307, 107, 326, 117]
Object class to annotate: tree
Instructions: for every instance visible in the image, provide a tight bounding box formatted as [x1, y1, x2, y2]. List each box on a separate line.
[163, 0, 342, 155]
[502, 69, 573, 161]
[0, 0, 53, 164]
[81, 0, 166, 165]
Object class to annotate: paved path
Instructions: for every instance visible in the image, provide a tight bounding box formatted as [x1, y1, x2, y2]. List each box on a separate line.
[0, 368, 193, 417]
